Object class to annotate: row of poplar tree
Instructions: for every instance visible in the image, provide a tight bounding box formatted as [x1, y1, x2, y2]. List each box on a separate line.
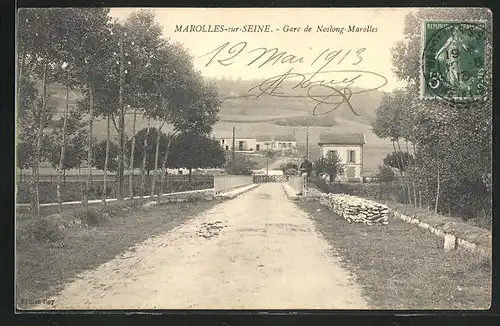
[17, 8, 224, 217]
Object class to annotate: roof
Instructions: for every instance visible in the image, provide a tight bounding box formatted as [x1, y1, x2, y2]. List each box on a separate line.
[214, 135, 297, 141]
[256, 135, 296, 142]
[215, 136, 256, 140]
[318, 132, 365, 145]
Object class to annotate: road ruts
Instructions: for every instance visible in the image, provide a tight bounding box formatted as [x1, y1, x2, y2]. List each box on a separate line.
[31, 183, 370, 310]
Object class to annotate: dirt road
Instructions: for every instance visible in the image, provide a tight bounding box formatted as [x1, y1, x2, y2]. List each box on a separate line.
[32, 183, 370, 310]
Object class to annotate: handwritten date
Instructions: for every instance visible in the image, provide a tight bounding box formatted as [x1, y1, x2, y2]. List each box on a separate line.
[199, 41, 365, 69]
[198, 42, 386, 117]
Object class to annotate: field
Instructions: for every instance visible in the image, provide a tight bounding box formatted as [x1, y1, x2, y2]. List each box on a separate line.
[297, 200, 491, 309]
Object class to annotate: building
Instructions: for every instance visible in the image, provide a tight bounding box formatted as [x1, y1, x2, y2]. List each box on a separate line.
[256, 135, 297, 153]
[217, 137, 258, 153]
[318, 132, 366, 182]
[216, 134, 297, 154]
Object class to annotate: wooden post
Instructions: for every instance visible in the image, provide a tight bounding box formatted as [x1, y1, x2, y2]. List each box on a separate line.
[232, 126, 236, 163]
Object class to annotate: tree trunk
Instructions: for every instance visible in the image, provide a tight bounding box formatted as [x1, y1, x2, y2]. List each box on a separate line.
[31, 62, 48, 217]
[128, 107, 137, 199]
[392, 140, 405, 203]
[151, 122, 165, 199]
[413, 181, 417, 208]
[434, 144, 440, 213]
[404, 140, 415, 206]
[56, 80, 70, 213]
[83, 85, 94, 207]
[116, 32, 125, 203]
[159, 135, 173, 204]
[140, 118, 151, 198]
[78, 165, 82, 199]
[391, 140, 403, 177]
[102, 115, 110, 205]
[397, 139, 412, 205]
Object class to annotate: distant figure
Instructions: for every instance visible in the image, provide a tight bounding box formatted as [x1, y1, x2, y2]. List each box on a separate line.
[297, 156, 313, 195]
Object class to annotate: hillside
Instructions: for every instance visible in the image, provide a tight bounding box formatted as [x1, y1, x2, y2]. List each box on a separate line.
[21, 78, 392, 173]
[211, 78, 384, 126]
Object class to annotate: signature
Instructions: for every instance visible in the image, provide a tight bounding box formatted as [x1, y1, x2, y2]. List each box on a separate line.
[244, 68, 387, 116]
[198, 42, 387, 116]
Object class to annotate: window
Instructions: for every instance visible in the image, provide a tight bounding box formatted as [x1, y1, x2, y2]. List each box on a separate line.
[328, 150, 338, 159]
[256, 144, 260, 151]
[348, 150, 356, 163]
[222, 139, 225, 144]
[225, 145, 229, 150]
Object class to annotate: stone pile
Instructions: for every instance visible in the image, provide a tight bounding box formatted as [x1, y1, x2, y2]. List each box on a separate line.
[320, 193, 389, 225]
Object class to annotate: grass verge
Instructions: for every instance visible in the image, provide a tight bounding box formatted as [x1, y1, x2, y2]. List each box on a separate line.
[16, 199, 221, 308]
[296, 200, 492, 310]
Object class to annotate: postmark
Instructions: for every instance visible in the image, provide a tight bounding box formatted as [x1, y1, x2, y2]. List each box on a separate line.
[421, 21, 487, 102]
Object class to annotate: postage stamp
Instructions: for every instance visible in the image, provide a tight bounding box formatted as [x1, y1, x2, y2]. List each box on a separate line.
[421, 21, 487, 101]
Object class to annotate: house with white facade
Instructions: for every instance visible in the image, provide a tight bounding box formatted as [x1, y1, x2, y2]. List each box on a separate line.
[318, 132, 366, 182]
[256, 135, 297, 153]
[216, 134, 298, 154]
[217, 137, 258, 153]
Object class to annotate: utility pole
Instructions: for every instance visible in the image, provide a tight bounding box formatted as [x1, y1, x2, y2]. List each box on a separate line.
[266, 143, 269, 175]
[232, 126, 236, 162]
[117, 30, 125, 202]
[306, 125, 309, 159]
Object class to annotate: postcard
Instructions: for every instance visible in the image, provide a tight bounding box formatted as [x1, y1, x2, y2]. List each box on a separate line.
[15, 7, 492, 311]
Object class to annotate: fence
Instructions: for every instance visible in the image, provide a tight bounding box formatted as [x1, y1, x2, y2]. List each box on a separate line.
[213, 175, 254, 195]
[253, 175, 287, 183]
[16, 172, 213, 184]
[16, 175, 215, 205]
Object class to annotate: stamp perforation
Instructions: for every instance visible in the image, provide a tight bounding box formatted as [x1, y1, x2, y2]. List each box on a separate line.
[419, 19, 489, 102]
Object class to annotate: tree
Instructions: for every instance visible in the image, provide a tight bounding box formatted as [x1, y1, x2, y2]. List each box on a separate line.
[314, 154, 344, 182]
[383, 151, 414, 174]
[225, 154, 258, 176]
[169, 133, 226, 181]
[389, 8, 492, 218]
[92, 140, 119, 172]
[127, 127, 170, 174]
[51, 8, 114, 206]
[17, 8, 65, 216]
[280, 162, 299, 175]
[376, 165, 395, 184]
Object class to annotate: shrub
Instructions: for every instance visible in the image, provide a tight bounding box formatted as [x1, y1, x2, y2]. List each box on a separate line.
[75, 208, 107, 226]
[225, 155, 258, 175]
[23, 216, 67, 243]
[376, 164, 395, 183]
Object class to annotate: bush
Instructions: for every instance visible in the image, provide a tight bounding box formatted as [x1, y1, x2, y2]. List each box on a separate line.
[23, 216, 67, 243]
[376, 164, 395, 183]
[225, 155, 258, 175]
[75, 208, 108, 226]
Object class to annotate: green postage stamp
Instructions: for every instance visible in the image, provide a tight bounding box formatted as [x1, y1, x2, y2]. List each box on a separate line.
[421, 21, 487, 101]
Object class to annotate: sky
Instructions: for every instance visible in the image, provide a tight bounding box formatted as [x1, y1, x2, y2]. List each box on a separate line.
[109, 8, 412, 91]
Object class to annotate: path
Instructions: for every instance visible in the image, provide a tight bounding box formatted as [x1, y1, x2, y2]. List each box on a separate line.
[32, 183, 370, 310]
